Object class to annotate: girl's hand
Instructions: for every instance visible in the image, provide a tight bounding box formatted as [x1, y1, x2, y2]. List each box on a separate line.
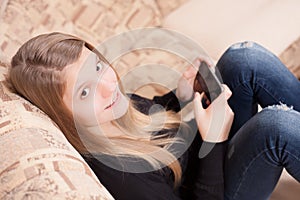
[193, 84, 234, 143]
[176, 56, 214, 102]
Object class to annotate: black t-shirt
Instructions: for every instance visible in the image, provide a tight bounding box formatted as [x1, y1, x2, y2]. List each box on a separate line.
[82, 91, 227, 200]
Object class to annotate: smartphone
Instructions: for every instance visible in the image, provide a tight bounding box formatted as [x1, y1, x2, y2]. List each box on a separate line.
[193, 62, 223, 103]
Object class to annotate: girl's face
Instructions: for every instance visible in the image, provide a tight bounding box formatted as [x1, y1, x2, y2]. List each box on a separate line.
[63, 47, 129, 127]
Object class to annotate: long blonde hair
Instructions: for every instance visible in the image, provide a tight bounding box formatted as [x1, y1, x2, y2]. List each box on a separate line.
[8, 32, 187, 186]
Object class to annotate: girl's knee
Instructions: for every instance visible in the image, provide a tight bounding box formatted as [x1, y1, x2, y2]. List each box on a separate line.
[223, 41, 267, 55]
[216, 41, 257, 82]
[217, 42, 253, 71]
[234, 106, 300, 154]
[219, 41, 275, 65]
[228, 41, 256, 50]
[255, 106, 300, 138]
[218, 41, 261, 65]
[216, 41, 279, 83]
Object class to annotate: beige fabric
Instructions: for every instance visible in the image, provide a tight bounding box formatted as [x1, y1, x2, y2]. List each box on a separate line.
[163, 0, 300, 79]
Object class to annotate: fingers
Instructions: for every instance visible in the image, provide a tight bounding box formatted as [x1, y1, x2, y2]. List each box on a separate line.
[185, 56, 214, 78]
[196, 55, 214, 67]
[212, 84, 232, 104]
[193, 84, 232, 111]
[183, 66, 198, 79]
[184, 58, 200, 77]
[192, 58, 201, 67]
[193, 92, 204, 114]
[221, 84, 232, 100]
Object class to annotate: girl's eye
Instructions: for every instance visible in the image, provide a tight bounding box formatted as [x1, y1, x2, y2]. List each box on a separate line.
[96, 62, 103, 72]
[81, 88, 90, 99]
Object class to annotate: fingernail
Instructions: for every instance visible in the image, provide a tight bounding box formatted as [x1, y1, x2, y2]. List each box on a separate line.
[193, 59, 199, 66]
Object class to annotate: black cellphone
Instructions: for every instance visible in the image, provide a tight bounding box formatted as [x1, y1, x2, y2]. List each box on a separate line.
[193, 62, 223, 103]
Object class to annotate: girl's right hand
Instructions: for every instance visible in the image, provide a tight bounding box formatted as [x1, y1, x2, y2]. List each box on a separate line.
[193, 84, 234, 143]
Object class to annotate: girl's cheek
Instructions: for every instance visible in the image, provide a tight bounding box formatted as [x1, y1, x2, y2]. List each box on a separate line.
[73, 97, 99, 126]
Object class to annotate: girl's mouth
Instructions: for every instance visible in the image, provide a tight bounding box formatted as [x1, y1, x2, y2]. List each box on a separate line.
[104, 91, 119, 110]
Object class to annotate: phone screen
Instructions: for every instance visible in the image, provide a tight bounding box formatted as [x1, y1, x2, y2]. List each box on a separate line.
[193, 62, 223, 103]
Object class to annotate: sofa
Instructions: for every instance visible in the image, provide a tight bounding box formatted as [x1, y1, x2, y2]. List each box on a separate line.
[0, 0, 299, 199]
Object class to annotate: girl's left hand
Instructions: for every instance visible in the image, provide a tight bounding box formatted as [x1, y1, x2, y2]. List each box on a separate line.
[176, 57, 214, 102]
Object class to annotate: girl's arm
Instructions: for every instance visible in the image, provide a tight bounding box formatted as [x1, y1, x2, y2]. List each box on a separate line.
[189, 85, 234, 199]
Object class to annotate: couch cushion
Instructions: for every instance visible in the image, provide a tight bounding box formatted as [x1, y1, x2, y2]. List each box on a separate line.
[163, 0, 300, 62]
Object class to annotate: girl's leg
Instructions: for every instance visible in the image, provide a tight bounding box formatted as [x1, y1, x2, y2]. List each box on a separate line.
[224, 107, 300, 200]
[216, 41, 300, 137]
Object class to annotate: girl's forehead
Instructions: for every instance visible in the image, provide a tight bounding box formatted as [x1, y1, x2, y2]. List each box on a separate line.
[63, 48, 96, 78]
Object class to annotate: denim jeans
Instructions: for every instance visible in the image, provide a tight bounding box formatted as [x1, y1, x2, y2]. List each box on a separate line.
[216, 42, 300, 200]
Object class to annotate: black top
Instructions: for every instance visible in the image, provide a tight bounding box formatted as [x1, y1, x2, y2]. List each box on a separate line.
[82, 91, 227, 200]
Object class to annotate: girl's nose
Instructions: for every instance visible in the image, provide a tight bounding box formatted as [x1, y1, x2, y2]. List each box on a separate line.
[99, 80, 117, 98]
[96, 66, 118, 98]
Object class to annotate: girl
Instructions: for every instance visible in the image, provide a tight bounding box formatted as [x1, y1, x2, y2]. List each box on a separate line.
[8, 32, 300, 200]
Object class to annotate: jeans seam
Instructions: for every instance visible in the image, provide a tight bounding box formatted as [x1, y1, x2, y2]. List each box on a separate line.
[255, 81, 282, 104]
[232, 147, 300, 200]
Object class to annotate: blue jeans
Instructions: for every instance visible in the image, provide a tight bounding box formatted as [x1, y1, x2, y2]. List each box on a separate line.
[216, 42, 300, 200]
